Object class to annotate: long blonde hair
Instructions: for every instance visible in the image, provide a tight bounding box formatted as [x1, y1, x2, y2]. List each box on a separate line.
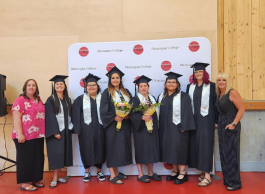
[215, 72, 232, 97]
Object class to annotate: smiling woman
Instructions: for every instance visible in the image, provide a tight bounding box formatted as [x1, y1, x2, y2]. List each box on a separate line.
[45, 75, 73, 189]
[11, 79, 45, 191]
[215, 72, 245, 191]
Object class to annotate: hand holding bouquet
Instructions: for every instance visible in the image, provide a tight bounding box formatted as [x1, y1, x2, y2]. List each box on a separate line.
[133, 100, 162, 133]
[113, 101, 133, 131]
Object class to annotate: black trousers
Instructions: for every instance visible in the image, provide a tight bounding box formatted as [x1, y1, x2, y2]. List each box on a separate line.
[13, 138, 44, 184]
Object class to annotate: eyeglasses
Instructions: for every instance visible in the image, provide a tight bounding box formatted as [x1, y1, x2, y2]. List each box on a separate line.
[166, 82, 177, 84]
[87, 84, 97, 88]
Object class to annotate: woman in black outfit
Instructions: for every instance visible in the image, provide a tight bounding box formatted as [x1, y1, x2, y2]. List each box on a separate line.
[215, 72, 245, 191]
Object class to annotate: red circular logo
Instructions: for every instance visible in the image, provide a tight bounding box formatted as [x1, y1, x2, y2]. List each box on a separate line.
[161, 61, 172, 71]
[80, 78, 85, 88]
[164, 163, 173, 170]
[189, 75, 194, 83]
[189, 41, 200, 52]
[134, 76, 141, 86]
[79, 47, 89, 57]
[106, 63, 116, 72]
[133, 44, 144, 55]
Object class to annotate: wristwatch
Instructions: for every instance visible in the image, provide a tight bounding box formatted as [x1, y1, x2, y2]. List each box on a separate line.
[232, 123, 237, 127]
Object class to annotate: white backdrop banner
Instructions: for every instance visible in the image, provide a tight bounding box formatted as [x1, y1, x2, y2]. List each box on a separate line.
[67, 37, 212, 176]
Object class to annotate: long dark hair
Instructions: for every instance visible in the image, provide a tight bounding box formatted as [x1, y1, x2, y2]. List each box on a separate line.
[107, 74, 130, 98]
[53, 82, 72, 117]
[163, 79, 181, 98]
[20, 79, 41, 102]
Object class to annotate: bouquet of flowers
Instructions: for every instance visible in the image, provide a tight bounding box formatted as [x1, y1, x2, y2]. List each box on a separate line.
[133, 100, 162, 133]
[113, 101, 133, 131]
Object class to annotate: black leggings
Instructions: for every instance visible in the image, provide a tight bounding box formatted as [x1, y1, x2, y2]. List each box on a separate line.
[84, 163, 102, 170]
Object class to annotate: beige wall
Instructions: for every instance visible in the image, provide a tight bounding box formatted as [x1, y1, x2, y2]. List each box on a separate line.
[0, 0, 217, 171]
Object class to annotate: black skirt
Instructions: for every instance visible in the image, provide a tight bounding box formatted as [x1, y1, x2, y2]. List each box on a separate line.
[13, 138, 44, 184]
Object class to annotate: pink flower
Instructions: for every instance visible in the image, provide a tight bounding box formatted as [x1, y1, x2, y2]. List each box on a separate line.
[119, 103, 125, 107]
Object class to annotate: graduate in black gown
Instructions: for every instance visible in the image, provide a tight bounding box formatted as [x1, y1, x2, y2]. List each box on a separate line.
[45, 75, 73, 188]
[158, 72, 196, 185]
[72, 74, 106, 182]
[100, 66, 132, 185]
[186, 63, 217, 187]
[129, 75, 161, 183]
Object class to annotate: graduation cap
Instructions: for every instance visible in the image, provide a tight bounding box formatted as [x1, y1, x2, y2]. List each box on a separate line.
[83, 73, 101, 93]
[133, 75, 152, 95]
[84, 73, 101, 83]
[191, 62, 210, 80]
[106, 66, 125, 78]
[49, 75, 68, 94]
[164, 72, 183, 80]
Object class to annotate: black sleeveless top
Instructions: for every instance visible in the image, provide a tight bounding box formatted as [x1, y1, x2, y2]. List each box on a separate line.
[215, 89, 238, 124]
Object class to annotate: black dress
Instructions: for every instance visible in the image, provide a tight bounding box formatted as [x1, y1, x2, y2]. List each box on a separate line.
[186, 82, 217, 172]
[159, 92, 196, 165]
[72, 95, 105, 168]
[45, 96, 73, 170]
[129, 95, 160, 164]
[100, 89, 132, 168]
[215, 89, 242, 189]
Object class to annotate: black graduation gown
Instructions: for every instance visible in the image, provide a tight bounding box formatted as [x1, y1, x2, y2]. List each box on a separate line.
[186, 82, 217, 172]
[100, 88, 132, 168]
[129, 95, 160, 164]
[45, 96, 73, 170]
[72, 94, 106, 167]
[159, 91, 196, 165]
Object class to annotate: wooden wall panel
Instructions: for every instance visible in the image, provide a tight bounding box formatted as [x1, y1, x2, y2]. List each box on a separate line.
[252, 0, 261, 100]
[220, 0, 265, 101]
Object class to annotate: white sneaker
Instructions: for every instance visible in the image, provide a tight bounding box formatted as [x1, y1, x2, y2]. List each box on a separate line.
[83, 172, 90, 182]
[97, 171, 105, 181]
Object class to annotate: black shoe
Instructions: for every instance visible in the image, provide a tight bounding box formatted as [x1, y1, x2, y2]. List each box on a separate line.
[97, 171, 105, 181]
[166, 171, 179, 181]
[174, 173, 188, 184]
[83, 172, 90, 182]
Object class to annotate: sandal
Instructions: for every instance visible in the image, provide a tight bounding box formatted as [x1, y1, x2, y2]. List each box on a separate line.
[57, 178, 67, 183]
[227, 186, 241, 191]
[107, 176, 124, 185]
[31, 182, 45, 188]
[117, 172, 128, 179]
[20, 184, 37, 191]
[198, 173, 205, 182]
[149, 173, 162, 181]
[137, 175, 151, 183]
[49, 181, 57, 189]
[198, 178, 212, 187]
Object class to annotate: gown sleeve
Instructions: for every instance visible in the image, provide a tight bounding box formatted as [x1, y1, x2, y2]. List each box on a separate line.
[72, 95, 82, 135]
[45, 96, 60, 138]
[211, 82, 219, 124]
[129, 96, 143, 131]
[186, 83, 191, 94]
[100, 89, 117, 129]
[180, 92, 196, 131]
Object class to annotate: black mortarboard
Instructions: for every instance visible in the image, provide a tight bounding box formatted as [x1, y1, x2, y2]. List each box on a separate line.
[49, 75, 68, 94]
[191, 62, 209, 71]
[190, 62, 209, 80]
[83, 73, 101, 93]
[164, 72, 183, 80]
[84, 73, 101, 83]
[106, 66, 125, 78]
[133, 75, 152, 95]
[49, 75, 68, 83]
